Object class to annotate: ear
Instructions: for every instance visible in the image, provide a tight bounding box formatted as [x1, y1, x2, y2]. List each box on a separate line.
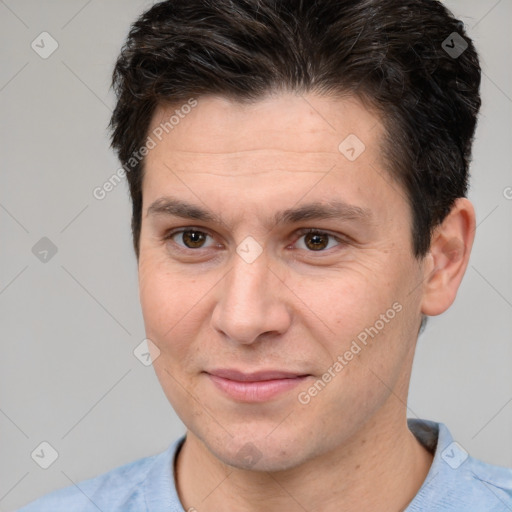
[420, 198, 476, 316]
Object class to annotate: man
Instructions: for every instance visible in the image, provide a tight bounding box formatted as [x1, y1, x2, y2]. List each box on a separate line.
[17, 0, 512, 511]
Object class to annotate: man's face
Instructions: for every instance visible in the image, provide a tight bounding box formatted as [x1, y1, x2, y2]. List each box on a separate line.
[138, 93, 427, 471]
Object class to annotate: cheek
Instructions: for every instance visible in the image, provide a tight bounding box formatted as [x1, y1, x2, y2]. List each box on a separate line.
[138, 254, 207, 415]
[138, 253, 194, 349]
[299, 265, 412, 382]
[289, 266, 392, 334]
[138, 250, 219, 369]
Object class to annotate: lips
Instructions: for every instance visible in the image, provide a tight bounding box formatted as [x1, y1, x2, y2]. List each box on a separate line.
[205, 368, 311, 402]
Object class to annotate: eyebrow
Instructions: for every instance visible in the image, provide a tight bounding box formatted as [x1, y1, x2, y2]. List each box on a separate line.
[146, 196, 372, 229]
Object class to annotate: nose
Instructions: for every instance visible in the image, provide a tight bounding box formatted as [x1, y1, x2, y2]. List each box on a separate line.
[211, 250, 292, 346]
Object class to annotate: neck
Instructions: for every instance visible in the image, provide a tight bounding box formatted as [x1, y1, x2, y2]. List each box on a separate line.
[175, 410, 433, 512]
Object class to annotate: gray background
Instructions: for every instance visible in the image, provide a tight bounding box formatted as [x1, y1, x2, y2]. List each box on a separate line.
[1, 1, 511, 510]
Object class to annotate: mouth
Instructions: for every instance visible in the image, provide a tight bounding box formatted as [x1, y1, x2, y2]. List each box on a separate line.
[204, 369, 312, 403]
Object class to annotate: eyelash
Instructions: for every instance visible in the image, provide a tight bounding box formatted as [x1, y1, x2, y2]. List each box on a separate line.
[162, 227, 346, 254]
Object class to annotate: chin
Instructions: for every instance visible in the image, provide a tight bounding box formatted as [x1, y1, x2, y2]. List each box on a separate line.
[203, 428, 314, 472]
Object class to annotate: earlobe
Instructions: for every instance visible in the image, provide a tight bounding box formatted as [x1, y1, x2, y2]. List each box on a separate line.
[420, 198, 476, 316]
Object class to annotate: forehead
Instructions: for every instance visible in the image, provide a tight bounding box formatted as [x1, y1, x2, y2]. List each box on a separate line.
[141, 93, 405, 234]
[147, 93, 383, 159]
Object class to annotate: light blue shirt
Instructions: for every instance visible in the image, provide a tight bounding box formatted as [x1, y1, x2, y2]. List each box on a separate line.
[16, 419, 512, 511]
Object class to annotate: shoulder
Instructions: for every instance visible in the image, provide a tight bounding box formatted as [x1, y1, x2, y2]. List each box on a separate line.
[15, 438, 184, 512]
[462, 455, 512, 510]
[407, 419, 512, 511]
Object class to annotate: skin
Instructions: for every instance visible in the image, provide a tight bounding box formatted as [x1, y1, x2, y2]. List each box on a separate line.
[137, 92, 476, 512]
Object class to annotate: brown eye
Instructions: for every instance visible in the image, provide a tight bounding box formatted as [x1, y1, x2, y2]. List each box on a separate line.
[181, 230, 207, 248]
[167, 229, 213, 249]
[294, 229, 343, 252]
[303, 231, 330, 251]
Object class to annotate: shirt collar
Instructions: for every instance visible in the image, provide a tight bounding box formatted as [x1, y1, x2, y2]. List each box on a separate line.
[144, 436, 186, 511]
